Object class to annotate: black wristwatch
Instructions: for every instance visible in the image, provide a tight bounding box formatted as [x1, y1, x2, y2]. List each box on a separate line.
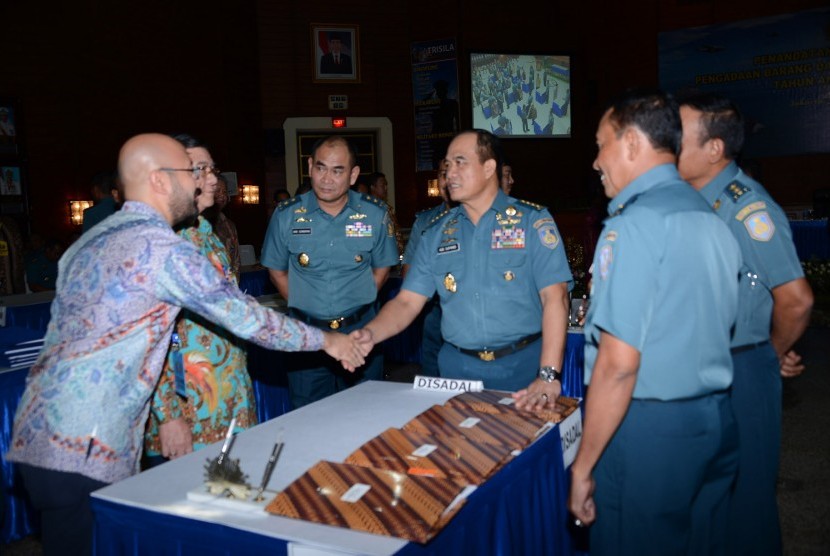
[538, 366, 561, 383]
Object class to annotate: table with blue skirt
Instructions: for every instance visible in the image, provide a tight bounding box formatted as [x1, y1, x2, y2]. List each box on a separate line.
[789, 219, 829, 260]
[1, 291, 54, 334]
[1, 326, 46, 544]
[91, 381, 581, 555]
[0, 290, 587, 545]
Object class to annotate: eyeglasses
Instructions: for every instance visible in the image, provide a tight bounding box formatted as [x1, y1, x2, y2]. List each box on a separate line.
[196, 165, 221, 177]
[158, 165, 221, 180]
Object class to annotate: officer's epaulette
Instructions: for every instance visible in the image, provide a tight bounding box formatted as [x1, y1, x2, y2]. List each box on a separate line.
[724, 181, 751, 203]
[427, 208, 452, 227]
[276, 196, 302, 212]
[360, 193, 385, 208]
[514, 198, 546, 211]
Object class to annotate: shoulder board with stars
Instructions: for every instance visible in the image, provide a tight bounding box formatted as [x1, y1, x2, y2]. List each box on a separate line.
[277, 196, 302, 212]
[725, 181, 751, 203]
[428, 208, 452, 227]
[514, 198, 546, 211]
[360, 194, 385, 208]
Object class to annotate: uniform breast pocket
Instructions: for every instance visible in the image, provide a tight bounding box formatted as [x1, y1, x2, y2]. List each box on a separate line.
[491, 250, 528, 290]
[432, 252, 464, 296]
[345, 236, 374, 265]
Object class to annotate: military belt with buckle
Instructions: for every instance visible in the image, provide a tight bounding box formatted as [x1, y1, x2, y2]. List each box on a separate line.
[451, 332, 542, 362]
[289, 304, 372, 330]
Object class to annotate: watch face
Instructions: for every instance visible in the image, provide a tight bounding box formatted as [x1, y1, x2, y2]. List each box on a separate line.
[539, 367, 558, 382]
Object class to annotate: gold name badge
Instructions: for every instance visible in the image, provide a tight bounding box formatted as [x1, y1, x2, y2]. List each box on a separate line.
[444, 273, 457, 293]
[298, 253, 310, 267]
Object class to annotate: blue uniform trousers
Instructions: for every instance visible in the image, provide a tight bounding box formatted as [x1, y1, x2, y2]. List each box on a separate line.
[437, 337, 540, 392]
[419, 297, 442, 377]
[727, 343, 782, 556]
[285, 308, 383, 409]
[591, 392, 738, 556]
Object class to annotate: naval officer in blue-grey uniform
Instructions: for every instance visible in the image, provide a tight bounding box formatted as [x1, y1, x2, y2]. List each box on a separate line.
[261, 135, 399, 408]
[678, 93, 813, 556]
[569, 89, 742, 555]
[352, 129, 573, 408]
[400, 160, 453, 377]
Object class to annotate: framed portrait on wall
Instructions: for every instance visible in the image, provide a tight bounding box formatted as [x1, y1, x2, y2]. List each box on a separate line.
[311, 23, 361, 84]
[0, 166, 22, 196]
[0, 103, 18, 156]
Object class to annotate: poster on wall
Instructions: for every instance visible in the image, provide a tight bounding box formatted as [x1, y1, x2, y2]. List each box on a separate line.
[659, 7, 830, 157]
[411, 38, 460, 172]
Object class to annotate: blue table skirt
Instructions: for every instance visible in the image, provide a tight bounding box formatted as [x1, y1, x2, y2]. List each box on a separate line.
[0, 367, 38, 544]
[2, 300, 52, 335]
[91, 414, 577, 556]
[790, 219, 829, 260]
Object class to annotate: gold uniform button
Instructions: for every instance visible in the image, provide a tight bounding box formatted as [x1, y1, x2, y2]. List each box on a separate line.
[505, 206, 516, 216]
[354, 254, 363, 263]
[504, 271, 514, 281]
[298, 253, 310, 267]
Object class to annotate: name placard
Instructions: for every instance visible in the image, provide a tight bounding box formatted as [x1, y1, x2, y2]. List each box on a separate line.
[559, 406, 583, 468]
[412, 375, 484, 393]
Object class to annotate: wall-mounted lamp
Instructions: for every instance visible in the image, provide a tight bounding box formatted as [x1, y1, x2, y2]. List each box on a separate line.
[241, 185, 260, 204]
[69, 200, 93, 225]
[427, 179, 440, 197]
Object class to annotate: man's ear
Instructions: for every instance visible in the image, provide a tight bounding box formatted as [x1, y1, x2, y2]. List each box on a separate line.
[708, 137, 726, 164]
[349, 165, 361, 186]
[624, 127, 641, 161]
[148, 169, 170, 195]
[483, 158, 497, 180]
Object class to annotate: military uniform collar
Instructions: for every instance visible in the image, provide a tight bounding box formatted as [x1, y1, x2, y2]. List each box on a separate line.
[299, 189, 362, 216]
[698, 161, 740, 207]
[606, 163, 678, 216]
[458, 189, 512, 222]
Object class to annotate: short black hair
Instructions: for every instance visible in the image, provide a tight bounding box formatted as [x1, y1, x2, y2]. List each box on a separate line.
[310, 135, 358, 169]
[460, 129, 505, 180]
[676, 92, 744, 160]
[171, 133, 209, 151]
[604, 88, 681, 155]
[367, 172, 386, 186]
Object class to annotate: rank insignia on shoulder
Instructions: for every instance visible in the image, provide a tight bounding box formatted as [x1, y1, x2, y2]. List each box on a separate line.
[515, 198, 544, 211]
[361, 193, 382, 206]
[744, 211, 775, 241]
[429, 209, 451, 226]
[727, 182, 750, 202]
[278, 197, 302, 212]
